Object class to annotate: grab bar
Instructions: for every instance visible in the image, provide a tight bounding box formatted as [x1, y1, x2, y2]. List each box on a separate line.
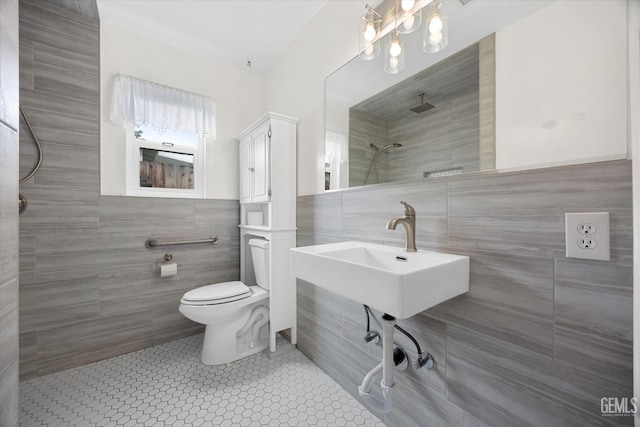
[145, 235, 218, 249]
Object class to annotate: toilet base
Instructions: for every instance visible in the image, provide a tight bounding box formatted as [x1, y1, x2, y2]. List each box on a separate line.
[200, 304, 270, 365]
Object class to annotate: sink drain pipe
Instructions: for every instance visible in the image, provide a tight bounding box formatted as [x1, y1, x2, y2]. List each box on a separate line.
[358, 314, 396, 413]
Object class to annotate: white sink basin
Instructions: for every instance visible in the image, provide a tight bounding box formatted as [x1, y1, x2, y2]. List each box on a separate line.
[291, 241, 469, 319]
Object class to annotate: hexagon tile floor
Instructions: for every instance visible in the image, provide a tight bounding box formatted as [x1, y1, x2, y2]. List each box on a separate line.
[19, 334, 384, 427]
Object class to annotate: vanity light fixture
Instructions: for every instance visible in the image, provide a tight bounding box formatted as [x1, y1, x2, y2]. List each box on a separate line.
[358, 0, 449, 74]
[358, 5, 382, 60]
[385, 30, 405, 74]
[384, 3, 405, 74]
[397, 0, 421, 34]
[423, 0, 448, 53]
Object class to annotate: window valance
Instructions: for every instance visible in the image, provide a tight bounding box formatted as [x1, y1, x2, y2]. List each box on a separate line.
[110, 74, 216, 138]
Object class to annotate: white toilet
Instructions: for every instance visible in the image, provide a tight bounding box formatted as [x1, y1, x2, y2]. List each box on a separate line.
[179, 238, 270, 365]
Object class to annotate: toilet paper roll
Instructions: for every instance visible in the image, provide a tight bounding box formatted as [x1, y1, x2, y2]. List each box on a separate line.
[247, 212, 263, 226]
[160, 262, 178, 277]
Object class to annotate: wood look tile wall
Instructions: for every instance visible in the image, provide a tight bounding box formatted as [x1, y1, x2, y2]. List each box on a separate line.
[0, 0, 20, 424]
[297, 160, 633, 426]
[18, 0, 240, 379]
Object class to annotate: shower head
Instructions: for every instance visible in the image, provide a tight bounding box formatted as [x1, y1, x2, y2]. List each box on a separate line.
[409, 93, 436, 114]
[379, 143, 402, 152]
[370, 143, 402, 152]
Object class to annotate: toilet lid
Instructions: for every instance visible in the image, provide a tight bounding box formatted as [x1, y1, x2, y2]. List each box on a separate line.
[182, 281, 251, 304]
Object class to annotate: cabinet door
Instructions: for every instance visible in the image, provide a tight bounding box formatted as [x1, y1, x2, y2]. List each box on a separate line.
[251, 124, 270, 202]
[239, 137, 252, 204]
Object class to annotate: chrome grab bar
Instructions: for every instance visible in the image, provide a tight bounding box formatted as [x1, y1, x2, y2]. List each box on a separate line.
[145, 235, 218, 249]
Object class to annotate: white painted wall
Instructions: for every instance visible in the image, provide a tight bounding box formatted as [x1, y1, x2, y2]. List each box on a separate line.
[100, 22, 261, 199]
[261, 0, 369, 196]
[495, 0, 628, 171]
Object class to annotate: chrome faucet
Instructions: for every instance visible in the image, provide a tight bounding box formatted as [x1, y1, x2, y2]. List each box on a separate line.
[386, 201, 417, 252]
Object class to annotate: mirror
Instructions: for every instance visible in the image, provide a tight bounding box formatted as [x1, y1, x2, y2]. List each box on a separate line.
[324, 0, 552, 190]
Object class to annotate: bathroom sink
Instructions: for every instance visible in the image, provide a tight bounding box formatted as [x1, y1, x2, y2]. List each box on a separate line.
[290, 241, 469, 319]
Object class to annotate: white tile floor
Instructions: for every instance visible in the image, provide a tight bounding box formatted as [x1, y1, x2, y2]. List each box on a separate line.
[19, 334, 384, 427]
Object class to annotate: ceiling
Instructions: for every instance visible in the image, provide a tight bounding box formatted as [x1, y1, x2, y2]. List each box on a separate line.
[96, 0, 328, 74]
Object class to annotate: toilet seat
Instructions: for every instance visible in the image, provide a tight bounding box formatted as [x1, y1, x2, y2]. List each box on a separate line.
[181, 281, 252, 306]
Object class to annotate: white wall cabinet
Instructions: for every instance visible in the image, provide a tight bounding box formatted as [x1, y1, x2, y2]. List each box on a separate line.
[239, 122, 270, 204]
[238, 112, 297, 353]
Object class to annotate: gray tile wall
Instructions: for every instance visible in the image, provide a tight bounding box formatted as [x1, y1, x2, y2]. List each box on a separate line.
[18, 0, 240, 379]
[347, 76, 479, 187]
[297, 160, 633, 426]
[0, 0, 20, 424]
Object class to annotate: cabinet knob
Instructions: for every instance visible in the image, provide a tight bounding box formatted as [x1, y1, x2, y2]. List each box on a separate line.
[248, 167, 255, 172]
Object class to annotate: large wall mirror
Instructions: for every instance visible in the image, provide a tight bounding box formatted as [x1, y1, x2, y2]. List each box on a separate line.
[324, 0, 628, 191]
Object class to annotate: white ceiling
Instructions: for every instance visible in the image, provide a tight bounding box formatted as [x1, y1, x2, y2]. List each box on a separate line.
[97, 0, 328, 74]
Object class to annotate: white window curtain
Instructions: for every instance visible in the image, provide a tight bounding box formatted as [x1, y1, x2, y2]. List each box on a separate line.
[325, 129, 349, 190]
[110, 74, 216, 138]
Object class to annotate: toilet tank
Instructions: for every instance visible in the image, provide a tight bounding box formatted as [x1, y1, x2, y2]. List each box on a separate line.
[248, 239, 270, 289]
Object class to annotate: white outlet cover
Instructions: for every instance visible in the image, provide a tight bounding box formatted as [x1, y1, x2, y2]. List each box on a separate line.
[565, 212, 610, 261]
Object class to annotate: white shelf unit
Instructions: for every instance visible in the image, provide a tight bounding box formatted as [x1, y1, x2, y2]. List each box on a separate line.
[238, 112, 297, 352]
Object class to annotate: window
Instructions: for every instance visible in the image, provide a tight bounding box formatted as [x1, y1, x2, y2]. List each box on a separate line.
[110, 74, 216, 198]
[126, 123, 204, 197]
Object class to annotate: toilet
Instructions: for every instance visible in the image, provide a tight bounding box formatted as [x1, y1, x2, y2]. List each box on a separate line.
[179, 238, 270, 365]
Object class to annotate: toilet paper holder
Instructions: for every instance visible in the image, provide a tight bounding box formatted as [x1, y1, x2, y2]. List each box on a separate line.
[155, 253, 182, 271]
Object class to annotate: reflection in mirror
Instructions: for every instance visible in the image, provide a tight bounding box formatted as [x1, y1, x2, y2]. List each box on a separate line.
[324, 0, 560, 191]
[349, 42, 480, 186]
[326, 37, 493, 190]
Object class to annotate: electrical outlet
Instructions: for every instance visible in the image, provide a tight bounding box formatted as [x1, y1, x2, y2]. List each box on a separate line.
[565, 212, 610, 261]
[577, 237, 596, 249]
[577, 223, 597, 235]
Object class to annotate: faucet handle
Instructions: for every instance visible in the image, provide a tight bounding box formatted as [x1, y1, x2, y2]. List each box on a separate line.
[400, 201, 415, 216]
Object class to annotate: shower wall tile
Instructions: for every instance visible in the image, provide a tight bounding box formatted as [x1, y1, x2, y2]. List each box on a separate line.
[37, 311, 154, 376]
[460, 251, 554, 318]
[19, 276, 100, 332]
[33, 40, 98, 75]
[341, 182, 448, 244]
[18, 186, 99, 231]
[99, 277, 152, 317]
[18, 233, 35, 285]
[35, 61, 98, 104]
[152, 302, 203, 345]
[554, 258, 633, 387]
[195, 199, 241, 233]
[555, 258, 633, 340]
[296, 192, 342, 237]
[446, 327, 631, 427]
[20, 88, 99, 123]
[18, 0, 244, 379]
[296, 160, 633, 427]
[19, 39, 34, 91]
[478, 33, 496, 171]
[19, 0, 98, 54]
[34, 142, 99, 189]
[448, 161, 632, 264]
[18, 331, 37, 380]
[99, 196, 196, 233]
[429, 296, 555, 357]
[385, 374, 466, 427]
